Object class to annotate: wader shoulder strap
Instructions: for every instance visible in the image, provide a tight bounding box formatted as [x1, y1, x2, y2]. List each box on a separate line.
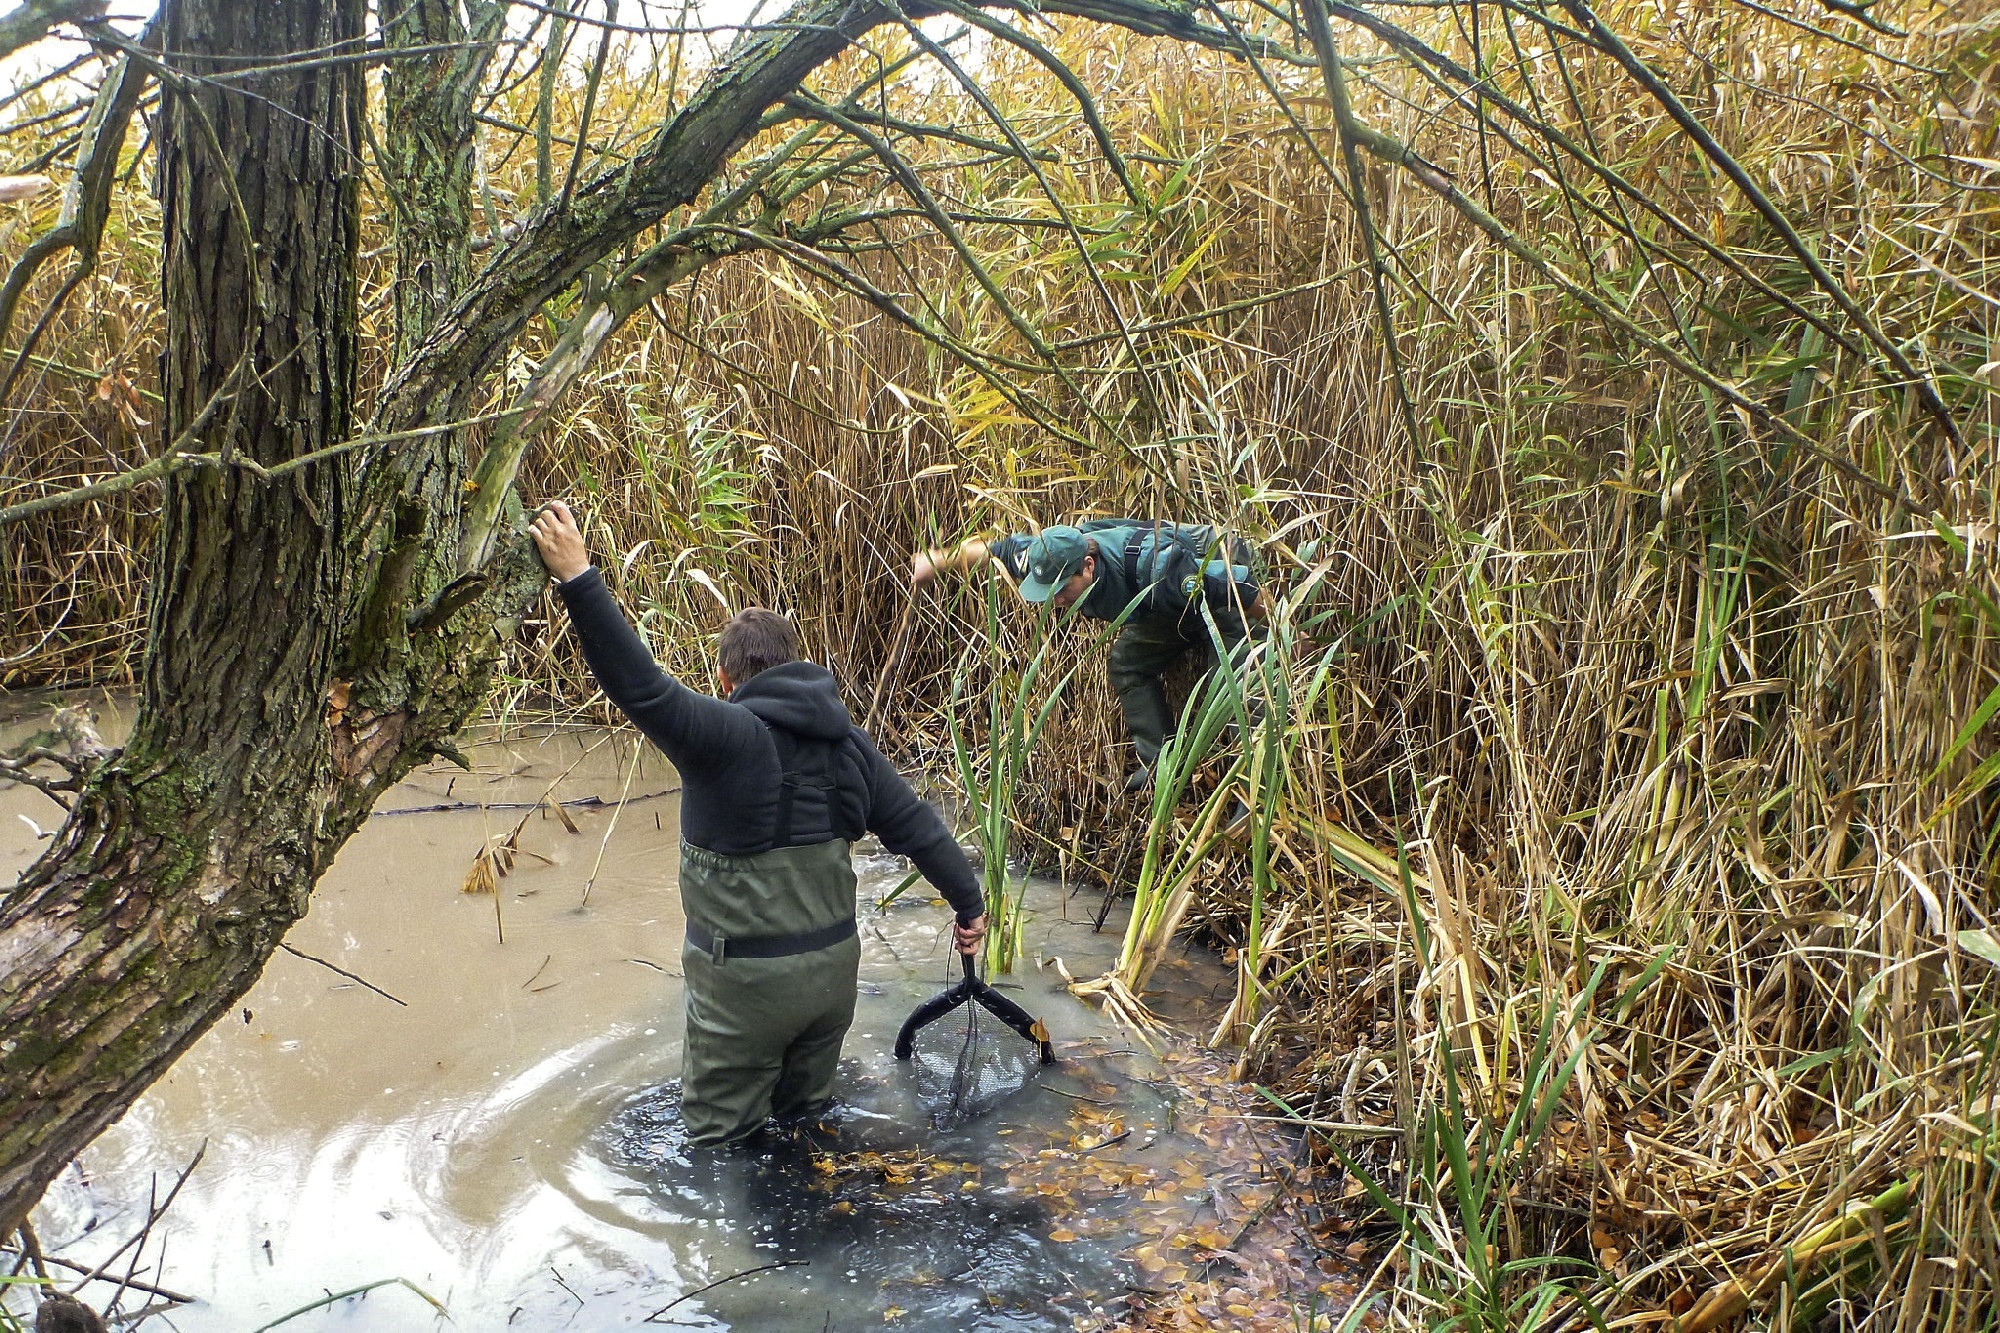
[767, 724, 840, 847]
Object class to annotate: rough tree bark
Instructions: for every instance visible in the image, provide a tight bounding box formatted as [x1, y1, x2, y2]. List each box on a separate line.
[0, 0, 367, 1226]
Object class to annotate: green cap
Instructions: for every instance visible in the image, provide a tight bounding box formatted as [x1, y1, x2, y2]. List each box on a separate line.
[1018, 526, 1090, 602]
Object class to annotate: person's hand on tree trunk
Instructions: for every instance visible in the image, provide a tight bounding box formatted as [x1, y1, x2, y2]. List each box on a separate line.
[529, 501, 590, 583]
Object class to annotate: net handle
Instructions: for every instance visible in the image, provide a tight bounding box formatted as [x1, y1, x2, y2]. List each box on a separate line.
[893, 955, 975, 1058]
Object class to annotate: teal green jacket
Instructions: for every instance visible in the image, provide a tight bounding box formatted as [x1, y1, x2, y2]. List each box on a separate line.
[990, 520, 1256, 631]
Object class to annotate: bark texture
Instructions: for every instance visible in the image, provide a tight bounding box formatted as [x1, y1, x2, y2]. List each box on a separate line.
[0, 0, 365, 1229]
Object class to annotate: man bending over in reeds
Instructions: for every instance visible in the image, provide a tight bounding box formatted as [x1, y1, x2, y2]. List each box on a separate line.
[912, 519, 1263, 793]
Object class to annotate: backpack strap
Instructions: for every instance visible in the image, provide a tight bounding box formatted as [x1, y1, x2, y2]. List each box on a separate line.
[1123, 521, 1163, 591]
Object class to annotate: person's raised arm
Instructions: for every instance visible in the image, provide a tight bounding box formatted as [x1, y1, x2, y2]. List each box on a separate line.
[910, 537, 993, 588]
[529, 501, 756, 771]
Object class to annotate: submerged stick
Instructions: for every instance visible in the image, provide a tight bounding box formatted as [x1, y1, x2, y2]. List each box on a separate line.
[374, 784, 680, 816]
[10, 1220, 45, 1281]
[69, 1143, 204, 1296]
[645, 1260, 807, 1321]
[278, 942, 408, 1007]
[0, 1248, 195, 1304]
[581, 731, 645, 907]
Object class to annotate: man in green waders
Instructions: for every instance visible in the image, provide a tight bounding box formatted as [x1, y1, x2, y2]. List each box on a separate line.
[532, 502, 987, 1147]
[912, 520, 1263, 792]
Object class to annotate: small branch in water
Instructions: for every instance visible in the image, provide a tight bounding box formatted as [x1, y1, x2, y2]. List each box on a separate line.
[72, 1143, 204, 1296]
[12, 1220, 47, 1280]
[374, 787, 680, 817]
[0, 1247, 196, 1304]
[522, 954, 553, 989]
[645, 1260, 807, 1321]
[1211, 1163, 1301, 1256]
[582, 734, 646, 908]
[1079, 1129, 1131, 1155]
[279, 942, 408, 1006]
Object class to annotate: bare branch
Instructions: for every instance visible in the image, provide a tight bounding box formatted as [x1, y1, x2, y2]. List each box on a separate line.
[1341, 112, 1903, 500]
[932, 0, 1150, 208]
[1318, 0, 1883, 373]
[0, 0, 104, 64]
[1300, 0, 1421, 447]
[277, 942, 408, 1006]
[0, 411, 516, 528]
[0, 753, 81, 796]
[365, 0, 1286, 452]
[877, 6, 1166, 420]
[0, 30, 150, 407]
[1554, 0, 1961, 447]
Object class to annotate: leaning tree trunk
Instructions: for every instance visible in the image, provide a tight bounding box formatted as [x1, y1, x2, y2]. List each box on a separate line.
[0, 0, 366, 1230]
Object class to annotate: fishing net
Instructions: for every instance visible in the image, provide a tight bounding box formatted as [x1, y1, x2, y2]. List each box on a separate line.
[896, 954, 1055, 1128]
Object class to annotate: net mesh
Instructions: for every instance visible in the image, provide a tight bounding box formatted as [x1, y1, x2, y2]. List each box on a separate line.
[904, 968, 1048, 1128]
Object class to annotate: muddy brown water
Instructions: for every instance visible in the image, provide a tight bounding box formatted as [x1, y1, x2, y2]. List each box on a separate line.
[3, 700, 1252, 1331]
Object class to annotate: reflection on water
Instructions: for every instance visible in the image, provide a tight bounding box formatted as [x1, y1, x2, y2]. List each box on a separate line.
[4, 710, 1248, 1331]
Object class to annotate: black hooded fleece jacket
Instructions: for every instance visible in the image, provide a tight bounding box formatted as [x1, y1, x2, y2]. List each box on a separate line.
[555, 567, 984, 924]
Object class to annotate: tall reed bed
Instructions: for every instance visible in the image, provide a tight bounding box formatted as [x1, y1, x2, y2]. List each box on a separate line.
[6, 1, 2000, 1325]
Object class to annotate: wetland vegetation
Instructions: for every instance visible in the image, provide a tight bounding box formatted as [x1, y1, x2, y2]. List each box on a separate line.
[4, 0, 2000, 1327]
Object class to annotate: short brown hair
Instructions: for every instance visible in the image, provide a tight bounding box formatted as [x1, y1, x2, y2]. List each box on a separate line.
[717, 607, 800, 684]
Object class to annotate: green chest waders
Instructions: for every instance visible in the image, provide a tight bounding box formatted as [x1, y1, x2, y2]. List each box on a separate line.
[1105, 524, 1263, 771]
[676, 733, 862, 1147]
[678, 838, 861, 1146]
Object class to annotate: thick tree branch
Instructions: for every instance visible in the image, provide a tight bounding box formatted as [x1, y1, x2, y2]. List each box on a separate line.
[366, 0, 1262, 452]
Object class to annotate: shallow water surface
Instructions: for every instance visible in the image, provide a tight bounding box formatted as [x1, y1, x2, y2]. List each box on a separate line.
[4, 711, 1265, 1331]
